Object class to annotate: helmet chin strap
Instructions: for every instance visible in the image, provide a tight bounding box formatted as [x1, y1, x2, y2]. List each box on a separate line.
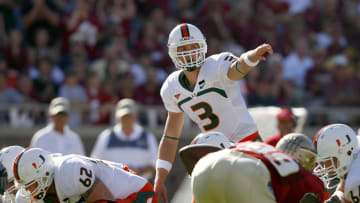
[184, 66, 198, 72]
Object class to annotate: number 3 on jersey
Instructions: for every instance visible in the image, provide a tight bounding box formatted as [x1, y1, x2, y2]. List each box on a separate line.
[191, 102, 219, 131]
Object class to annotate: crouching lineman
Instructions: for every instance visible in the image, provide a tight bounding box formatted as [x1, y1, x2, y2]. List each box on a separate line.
[13, 148, 158, 203]
[313, 123, 360, 203]
[180, 131, 325, 203]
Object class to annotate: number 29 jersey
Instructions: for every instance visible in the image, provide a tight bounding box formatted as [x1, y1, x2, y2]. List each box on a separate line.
[53, 155, 148, 203]
[161, 52, 258, 142]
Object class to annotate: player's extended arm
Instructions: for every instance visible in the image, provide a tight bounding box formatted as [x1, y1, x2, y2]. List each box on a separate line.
[82, 177, 115, 203]
[227, 43, 274, 81]
[154, 111, 184, 203]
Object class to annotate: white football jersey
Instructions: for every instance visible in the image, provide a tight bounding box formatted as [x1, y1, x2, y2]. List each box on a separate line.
[161, 52, 258, 141]
[53, 155, 148, 203]
[344, 149, 360, 203]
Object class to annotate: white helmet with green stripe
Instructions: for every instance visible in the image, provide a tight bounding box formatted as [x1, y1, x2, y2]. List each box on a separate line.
[168, 23, 207, 71]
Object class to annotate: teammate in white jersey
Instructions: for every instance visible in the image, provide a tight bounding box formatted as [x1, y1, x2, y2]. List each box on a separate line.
[13, 148, 158, 203]
[313, 124, 360, 203]
[155, 23, 274, 202]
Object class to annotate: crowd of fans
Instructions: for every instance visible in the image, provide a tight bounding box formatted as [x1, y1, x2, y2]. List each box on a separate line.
[0, 0, 360, 126]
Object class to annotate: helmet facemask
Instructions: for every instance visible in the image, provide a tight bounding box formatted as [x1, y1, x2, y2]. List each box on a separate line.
[18, 169, 54, 201]
[313, 156, 347, 189]
[2, 177, 16, 202]
[14, 148, 55, 201]
[169, 42, 207, 71]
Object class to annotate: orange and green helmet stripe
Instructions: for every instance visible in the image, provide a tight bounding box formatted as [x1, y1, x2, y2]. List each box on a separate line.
[180, 23, 190, 38]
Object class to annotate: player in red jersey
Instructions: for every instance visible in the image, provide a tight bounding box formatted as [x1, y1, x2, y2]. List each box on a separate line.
[180, 132, 325, 203]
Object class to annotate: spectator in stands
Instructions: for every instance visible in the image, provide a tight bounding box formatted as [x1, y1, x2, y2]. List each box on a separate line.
[30, 97, 85, 155]
[0, 72, 23, 103]
[30, 54, 64, 85]
[129, 51, 167, 87]
[0, 72, 23, 123]
[21, 0, 60, 47]
[134, 67, 163, 106]
[172, 0, 196, 23]
[247, 78, 279, 107]
[90, 44, 129, 83]
[325, 54, 359, 106]
[59, 71, 88, 127]
[133, 20, 166, 67]
[28, 28, 60, 66]
[265, 108, 296, 146]
[85, 72, 116, 125]
[0, 55, 7, 73]
[71, 56, 88, 85]
[91, 98, 158, 180]
[103, 0, 138, 47]
[282, 37, 314, 88]
[16, 74, 43, 125]
[2, 29, 28, 73]
[0, 16, 7, 49]
[17, 74, 39, 102]
[32, 57, 58, 103]
[305, 47, 331, 106]
[63, 0, 103, 58]
[118, 72, 136, 100]
[0, 0, 18, 33]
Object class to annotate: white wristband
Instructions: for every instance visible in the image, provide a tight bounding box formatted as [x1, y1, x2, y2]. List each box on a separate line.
[156, 159, 172, 172]
[244, 52, 259, 67]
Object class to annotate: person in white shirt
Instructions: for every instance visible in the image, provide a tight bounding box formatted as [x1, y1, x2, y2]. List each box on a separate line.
[91, 98, 158, 180]
[30, 97, 85, 155]
[282, 38, 314, 88]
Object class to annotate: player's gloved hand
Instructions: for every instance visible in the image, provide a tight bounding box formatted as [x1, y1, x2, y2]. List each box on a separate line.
[324, 195, 342, 203]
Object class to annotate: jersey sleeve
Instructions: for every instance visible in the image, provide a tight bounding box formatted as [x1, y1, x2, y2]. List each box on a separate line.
[160, 77, 182, 113]
[216, 52, 239, 83]
[55, 157, 96, 197]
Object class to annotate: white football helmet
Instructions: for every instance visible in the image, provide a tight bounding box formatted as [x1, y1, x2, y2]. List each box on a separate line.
[14, 148, 55, 201]
[191, 131, 232, 149]
[0, 145, 24, 202]
[168, 23, 207, 71]
[275, 133, 316, 171]
[313, 124, 359, 189]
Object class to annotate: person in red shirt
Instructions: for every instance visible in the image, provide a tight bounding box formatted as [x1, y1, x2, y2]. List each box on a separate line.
[265, 108, 296, 146]
[180, 132, 324, 203]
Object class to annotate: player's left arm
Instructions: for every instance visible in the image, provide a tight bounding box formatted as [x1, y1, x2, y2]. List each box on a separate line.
[82, 177, 115, 203]
[227, 43, 274, 81]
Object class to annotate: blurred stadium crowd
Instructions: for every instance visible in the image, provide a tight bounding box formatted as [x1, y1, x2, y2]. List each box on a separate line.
[0, 0, 360, 127]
